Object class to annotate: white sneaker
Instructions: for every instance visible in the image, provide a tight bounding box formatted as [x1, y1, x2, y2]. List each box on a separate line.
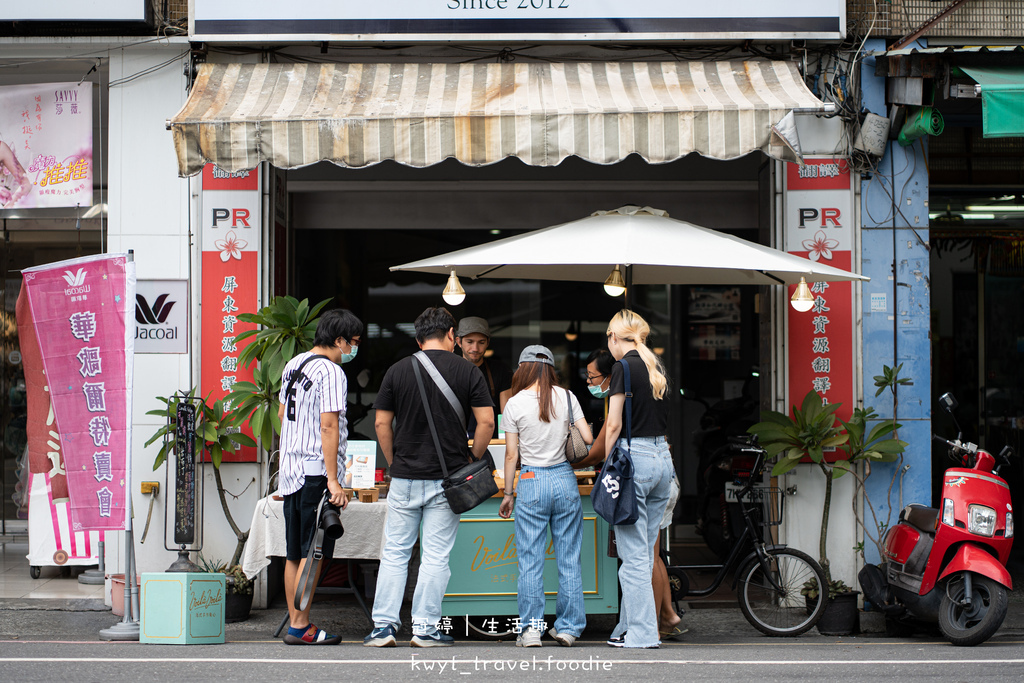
[516, 627, 542, 647]
[547, 628, 576, 647]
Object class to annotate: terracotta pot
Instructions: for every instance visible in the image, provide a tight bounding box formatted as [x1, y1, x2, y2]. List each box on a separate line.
[109, 574, 140, 617]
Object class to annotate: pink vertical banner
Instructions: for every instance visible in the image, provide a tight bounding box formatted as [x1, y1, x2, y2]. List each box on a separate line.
[21, 254, 136, 531]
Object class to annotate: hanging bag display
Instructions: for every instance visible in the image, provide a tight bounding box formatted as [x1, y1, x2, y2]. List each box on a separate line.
[591, 358, 638, 525]
[563, 388, 590, 463]
[411, 354, 497, 514]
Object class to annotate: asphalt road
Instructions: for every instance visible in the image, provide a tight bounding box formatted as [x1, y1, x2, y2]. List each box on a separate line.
[2, 635, 1023, 682]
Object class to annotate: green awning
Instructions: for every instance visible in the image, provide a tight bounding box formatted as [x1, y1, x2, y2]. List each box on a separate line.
[962, 65, 1024, 138]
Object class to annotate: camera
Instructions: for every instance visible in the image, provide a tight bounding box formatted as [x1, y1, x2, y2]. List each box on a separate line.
[316, 489, 344, 540]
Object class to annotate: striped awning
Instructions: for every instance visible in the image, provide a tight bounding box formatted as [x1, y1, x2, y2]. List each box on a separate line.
[169, 60, 824, 177]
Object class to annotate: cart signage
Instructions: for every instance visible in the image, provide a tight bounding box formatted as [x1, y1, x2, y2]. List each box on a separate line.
[192, 0, 845, 41]
[20, 254, 136, 531]
[200, 164, 259, 462]
[444, 517, 599, 598]
[784, 158, 854, 423]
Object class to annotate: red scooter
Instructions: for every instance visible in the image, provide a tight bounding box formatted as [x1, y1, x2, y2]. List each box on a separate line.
[859, 392, 1014, 646]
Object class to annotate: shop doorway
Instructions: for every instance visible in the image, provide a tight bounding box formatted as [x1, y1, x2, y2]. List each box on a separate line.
[0, 225, 102, 536]
[283, 154, 767, 562]
[929, 118, 1024, 529]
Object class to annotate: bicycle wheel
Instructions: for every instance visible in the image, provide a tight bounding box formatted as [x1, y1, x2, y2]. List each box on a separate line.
[737, 547, 826, 636]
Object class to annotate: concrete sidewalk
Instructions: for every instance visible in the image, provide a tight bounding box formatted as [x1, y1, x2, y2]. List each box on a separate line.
[2, 591, 1023, 644]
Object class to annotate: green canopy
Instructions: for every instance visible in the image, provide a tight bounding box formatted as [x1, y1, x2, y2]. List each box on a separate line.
[962, 65, 1024, 137]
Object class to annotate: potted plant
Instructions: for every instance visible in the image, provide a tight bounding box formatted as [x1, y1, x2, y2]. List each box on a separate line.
[197, 554, 254, 623]
[146, 390, 257, 568]
[226, 295, 332, 452]
[836, 365, 911, 563]
[748, 390, 858, 634]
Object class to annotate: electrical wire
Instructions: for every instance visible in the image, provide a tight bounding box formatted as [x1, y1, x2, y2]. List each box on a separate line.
[108, 51, 188, 87]
[0, 36, 182, 70]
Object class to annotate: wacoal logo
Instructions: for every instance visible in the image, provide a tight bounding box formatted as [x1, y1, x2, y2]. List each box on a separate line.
[136, 294, 176, 325]
[62, 268, 86, 287]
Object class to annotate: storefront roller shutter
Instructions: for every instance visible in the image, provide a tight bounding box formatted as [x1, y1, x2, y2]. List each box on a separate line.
[168, 61, 823, 177]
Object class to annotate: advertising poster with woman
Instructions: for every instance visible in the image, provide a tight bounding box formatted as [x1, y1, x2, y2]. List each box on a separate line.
[0, 81, 93, 209]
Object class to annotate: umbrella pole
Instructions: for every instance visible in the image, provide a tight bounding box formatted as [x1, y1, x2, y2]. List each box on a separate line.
[624, 265, 633, 309]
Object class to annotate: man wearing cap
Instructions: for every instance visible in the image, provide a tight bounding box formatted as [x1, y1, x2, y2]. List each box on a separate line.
[456, 317, 513, 440]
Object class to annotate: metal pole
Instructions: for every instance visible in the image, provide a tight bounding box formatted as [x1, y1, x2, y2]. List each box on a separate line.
[624, 264, 634, 310]
[100, 249, 139, 640]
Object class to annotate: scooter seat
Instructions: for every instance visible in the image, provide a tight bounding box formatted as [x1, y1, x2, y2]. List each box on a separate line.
[900, 504, 939, 534]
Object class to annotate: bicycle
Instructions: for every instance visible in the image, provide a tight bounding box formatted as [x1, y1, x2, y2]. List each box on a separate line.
[667, 435, 827, 636]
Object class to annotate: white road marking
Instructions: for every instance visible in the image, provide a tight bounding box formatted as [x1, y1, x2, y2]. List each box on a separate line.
[0, 658, 1022, 665]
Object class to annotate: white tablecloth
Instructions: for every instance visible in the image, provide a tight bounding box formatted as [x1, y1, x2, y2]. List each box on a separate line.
[241, 495, 389, 579]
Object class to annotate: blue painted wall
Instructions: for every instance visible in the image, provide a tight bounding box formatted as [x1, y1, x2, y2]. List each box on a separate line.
[860, 39, 932, 564]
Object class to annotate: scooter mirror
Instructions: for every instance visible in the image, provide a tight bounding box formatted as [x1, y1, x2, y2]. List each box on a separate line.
[939, 392, 958, 413]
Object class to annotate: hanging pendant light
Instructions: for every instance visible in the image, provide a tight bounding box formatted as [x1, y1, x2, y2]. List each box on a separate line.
[603, 265, 626, 297]
[790, 277, 814, 312]
[442, 269, 466, 306]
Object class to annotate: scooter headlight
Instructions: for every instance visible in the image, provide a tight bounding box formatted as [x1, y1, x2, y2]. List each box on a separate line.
[1006, 512, 1014, 539]
[967, 504, 996, 537]
[942, 498, 956, 527]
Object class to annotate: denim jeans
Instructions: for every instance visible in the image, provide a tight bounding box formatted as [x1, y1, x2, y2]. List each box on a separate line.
[514, 461, 586, 637]
[371, 478, 460, 636]
[610, 436, 672, 647]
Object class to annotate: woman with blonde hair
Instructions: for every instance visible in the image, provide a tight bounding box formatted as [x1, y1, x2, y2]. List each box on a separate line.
[499, 345, 593, 648]
[604, 310, 673, 648]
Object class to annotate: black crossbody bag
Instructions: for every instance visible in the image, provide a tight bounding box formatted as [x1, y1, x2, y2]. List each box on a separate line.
[411, 353, 497, 514]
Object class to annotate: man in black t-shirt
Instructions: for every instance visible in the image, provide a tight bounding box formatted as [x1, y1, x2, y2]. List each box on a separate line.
[364, 307, 494, 648]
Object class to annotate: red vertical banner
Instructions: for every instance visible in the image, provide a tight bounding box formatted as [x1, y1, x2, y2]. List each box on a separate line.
[20, 254, 135, 531]
[784, 158, 855, 423]
[201, 164, 260, 462]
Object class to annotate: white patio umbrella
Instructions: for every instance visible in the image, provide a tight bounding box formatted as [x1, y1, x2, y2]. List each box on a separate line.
[391, 206, 868, 296]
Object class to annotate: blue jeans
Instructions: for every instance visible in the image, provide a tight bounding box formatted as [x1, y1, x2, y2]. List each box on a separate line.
[371, 478, 460, 636]
[610, 436, 672, 647]
[514, 462, 586, 637]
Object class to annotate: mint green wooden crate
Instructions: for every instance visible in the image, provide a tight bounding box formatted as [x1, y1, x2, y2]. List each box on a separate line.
[140, 572, 225, 645]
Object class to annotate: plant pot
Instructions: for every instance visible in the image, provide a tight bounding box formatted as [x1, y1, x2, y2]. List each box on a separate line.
[109, 574, 141, 617]
[816, 591, 860, 635]
[225, 588, 253, 623]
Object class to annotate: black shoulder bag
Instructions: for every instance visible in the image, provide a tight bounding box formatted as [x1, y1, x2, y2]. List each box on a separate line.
[591, 358, 639, 525]
[411, 353, 497, 514]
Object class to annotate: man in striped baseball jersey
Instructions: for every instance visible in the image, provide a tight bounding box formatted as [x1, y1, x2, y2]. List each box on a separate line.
[277, 308, 363, 645]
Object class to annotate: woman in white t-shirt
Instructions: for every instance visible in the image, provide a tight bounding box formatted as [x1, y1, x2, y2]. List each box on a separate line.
[498, 345, 593, 648]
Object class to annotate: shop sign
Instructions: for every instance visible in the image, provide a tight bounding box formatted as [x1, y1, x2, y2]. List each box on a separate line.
[0, 82, 92, 209]
[1, 2, 147, 21]
[173, 402, 198, 545]
[135, 280, 188, 354]
[784, 158, 854, 423]
[19, 254, 136, 531]
[192, 0, 844, 41]
[200, 164, 259, 462]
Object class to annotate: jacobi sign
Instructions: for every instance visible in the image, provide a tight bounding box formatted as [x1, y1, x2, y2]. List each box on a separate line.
[192, 0, 844, 41]
[135, 280, 188, 354]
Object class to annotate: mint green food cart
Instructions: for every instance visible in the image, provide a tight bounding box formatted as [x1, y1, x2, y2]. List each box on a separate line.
[439, 481, 619, 639]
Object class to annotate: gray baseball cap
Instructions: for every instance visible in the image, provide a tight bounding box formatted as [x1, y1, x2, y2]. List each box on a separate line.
[519, 345, 555, 366]
[457, 316, 491, 338]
